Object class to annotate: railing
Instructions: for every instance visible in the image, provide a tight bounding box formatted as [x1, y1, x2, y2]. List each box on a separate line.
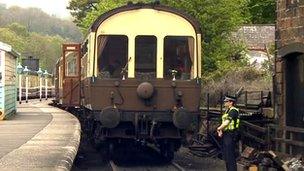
[202, 91, 304, 155]
[17, 87, 55, 100]
[237, 90, 272, 109]
[269, 124, 304, 155]
[239, 121, 271, 150]
[202, 91, 274, 151]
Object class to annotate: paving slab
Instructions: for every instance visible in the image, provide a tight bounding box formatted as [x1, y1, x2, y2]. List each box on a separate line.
[0, 100, 81, 171]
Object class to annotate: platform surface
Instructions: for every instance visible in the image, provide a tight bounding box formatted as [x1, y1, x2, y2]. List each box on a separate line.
[0, 100, 81, 171]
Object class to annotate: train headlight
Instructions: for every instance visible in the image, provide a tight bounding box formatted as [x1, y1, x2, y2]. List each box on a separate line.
[99, 106, 120, 128]
[136, 82, 154, 99]
[173, 108, 192, 129]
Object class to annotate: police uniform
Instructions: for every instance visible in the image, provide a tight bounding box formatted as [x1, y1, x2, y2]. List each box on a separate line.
[221, 105, 240, 171]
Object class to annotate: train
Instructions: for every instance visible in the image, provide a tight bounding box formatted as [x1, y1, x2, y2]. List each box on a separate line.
[54, 2, 202, 161]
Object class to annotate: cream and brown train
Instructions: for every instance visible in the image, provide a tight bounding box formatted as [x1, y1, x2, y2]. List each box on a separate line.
[55, 2, 202, 160]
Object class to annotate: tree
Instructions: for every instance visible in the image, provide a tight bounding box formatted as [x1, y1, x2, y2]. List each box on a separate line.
[247, 0, 275, 24]
[0, 28, 26, 52]
[6, 23, 29, 37]
[67, 0, 250, 79]
[160, 0, 249, 78]
[0, 25, 65, 72]
[0, 6, 83, 41]
[67, 0, 99, 29]
[68, 0, 150, 32]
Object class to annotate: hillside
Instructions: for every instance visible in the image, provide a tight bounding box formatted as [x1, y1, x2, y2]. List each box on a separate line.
[0, 4, 82, 41]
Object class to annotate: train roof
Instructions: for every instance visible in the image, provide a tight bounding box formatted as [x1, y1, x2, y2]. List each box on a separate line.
[89, 2, 202, 34]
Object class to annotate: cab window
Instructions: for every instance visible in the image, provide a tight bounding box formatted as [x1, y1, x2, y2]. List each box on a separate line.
[135, 36, 157, 79]
[97, 35, 128, 79]
[65, 52, 78, 77]
[164, 36, 194, 80]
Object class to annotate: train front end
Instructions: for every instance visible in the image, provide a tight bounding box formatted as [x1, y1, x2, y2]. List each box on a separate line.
[80, 3, 202, 160]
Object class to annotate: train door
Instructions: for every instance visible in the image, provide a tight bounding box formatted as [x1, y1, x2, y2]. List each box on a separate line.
[62, 44, 81, 107]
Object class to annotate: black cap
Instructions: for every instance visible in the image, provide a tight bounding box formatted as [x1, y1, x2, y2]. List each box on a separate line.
[223, 95, 236, 102]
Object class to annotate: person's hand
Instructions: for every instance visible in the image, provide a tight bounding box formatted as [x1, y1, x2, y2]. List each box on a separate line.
[217, 129, 223, 137]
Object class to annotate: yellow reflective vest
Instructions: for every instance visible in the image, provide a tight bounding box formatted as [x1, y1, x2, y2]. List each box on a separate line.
[221, 106, 240, 131]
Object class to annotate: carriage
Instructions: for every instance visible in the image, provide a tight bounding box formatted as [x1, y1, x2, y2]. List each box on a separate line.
[55, 2, 202, 160]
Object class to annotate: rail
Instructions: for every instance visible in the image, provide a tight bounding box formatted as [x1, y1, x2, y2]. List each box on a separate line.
[269, 124, 304, 154]
[239, 121, 270, 149]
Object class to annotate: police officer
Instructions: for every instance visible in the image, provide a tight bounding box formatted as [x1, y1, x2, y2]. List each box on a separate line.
[217, 96, 240, 171]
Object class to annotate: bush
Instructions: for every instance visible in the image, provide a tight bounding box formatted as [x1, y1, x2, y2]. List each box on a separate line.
[201, 66, 272, 107]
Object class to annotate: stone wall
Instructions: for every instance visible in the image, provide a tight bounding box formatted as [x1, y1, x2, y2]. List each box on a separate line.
[275, 0, 304, 129]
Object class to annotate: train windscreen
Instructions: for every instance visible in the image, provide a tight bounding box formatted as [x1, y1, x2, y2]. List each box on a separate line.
[164, 36, 194, 80]
[97, 35, 128, 79]
[135, 36, 157, 79]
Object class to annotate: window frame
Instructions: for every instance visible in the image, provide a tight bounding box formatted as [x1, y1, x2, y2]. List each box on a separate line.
[96, 34, 129, 79]
[134, 35, 158, 79]
[163, 35, 195, 80]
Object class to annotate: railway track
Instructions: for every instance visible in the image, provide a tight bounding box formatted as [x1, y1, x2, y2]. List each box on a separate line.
[109, 160, 185, 171]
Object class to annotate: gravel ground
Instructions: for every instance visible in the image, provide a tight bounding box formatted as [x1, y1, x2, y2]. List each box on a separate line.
[174, 147, 226, 171]
[72, 139, 226, 171]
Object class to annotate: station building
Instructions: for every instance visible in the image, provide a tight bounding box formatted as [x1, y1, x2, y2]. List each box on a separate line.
[275, 0, 304, 154]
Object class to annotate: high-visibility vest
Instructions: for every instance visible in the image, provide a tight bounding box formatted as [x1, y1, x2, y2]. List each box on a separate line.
[221, 106, 240, 131]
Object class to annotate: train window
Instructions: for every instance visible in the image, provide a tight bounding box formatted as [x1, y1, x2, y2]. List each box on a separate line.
[164, 36, 194, 80]
[65, 52, 78, 77]
[97, 35, 128, 79]
[135, 36, 157, 79]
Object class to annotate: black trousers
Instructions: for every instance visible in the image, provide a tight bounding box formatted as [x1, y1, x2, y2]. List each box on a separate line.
[222, 132, 237, 171]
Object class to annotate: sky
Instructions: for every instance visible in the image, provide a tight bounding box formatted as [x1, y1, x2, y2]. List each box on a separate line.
[0, 0, 71, 19]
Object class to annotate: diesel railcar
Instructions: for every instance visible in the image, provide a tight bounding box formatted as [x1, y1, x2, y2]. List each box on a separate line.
[55, 2, 202, 160]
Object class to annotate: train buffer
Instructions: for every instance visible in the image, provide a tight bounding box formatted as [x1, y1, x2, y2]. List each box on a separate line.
[0, 100, 81, 170]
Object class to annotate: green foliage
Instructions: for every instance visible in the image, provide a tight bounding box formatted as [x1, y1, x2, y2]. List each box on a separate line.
[67, 0, 99, 29]
[247, 0, 275, 24]
[0, 27, 26, 52]
[0, 6, 82, 41]
[160, 0, 250, 79]
[66, 0, 275, 81]
[6, 23, 29, 37]
[72, 0, 151, 33]
[0, 5, 78, 72]
[0, 26, 65, 72]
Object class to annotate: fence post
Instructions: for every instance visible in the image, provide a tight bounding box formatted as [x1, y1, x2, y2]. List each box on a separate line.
[220, 91, 223, 114]
[260, 91, 263, 106]
[245, 91, 247, 109]
[17, 63, 23, 104]
[207, 93, 210, 137]
[19, 74, 22, 104]
[45, 77, 48, 100]
[25, 76, 28, 103]
[43, 70, 49, 100]
[37, 68, 43, 101]
[23, 66, 30, 103]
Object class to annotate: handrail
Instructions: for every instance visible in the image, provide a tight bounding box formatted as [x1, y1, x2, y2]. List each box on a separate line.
[241, 131, 267, 145]
[242, 121, 267, 133]
[269, 124, 304, 134]
[272, 138, 304, 147]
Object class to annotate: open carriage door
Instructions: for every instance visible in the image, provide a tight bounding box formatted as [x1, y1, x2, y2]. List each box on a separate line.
[62, 44, 81, 107]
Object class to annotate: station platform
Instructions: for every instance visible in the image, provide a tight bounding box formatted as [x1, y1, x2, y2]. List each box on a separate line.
[0, 100, 81, 171]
